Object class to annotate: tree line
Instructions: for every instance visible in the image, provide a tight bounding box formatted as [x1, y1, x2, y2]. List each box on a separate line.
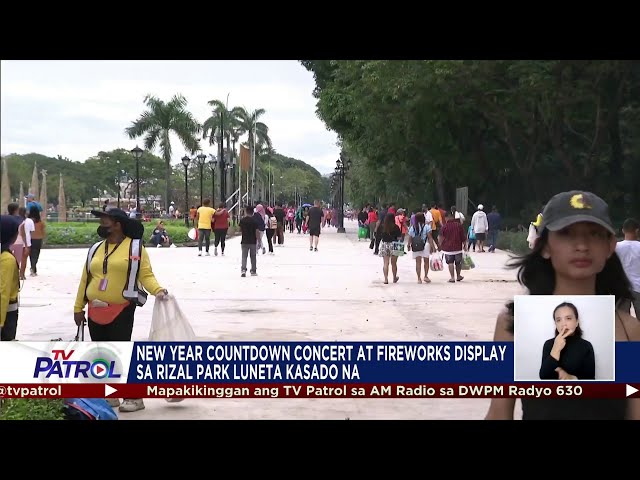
[301, 60, 640, 224]
[1, 93, 329, 208]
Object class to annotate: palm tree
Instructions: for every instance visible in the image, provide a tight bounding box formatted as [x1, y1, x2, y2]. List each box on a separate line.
[235, 108, 272, 201]
[125, 94, 201, 207]
[202, 98, 244, 147]
[202, 99, 246, 201]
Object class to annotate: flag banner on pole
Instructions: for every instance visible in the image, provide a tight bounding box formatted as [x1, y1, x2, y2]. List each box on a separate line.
[240, 145, 251, 172]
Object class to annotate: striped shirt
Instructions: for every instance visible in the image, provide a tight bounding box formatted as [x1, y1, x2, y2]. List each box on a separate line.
[440, 220, 466, 254]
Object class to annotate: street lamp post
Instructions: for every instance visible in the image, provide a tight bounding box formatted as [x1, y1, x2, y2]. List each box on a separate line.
[181, 155, 190, 227]
[130, 146, 143, 215]
[208, 154, 218, 205]
[116, 176, 121, 209]
[335, 153, 350, 233]
[196, 152, 207, 206]
[115, 159, 121, 209]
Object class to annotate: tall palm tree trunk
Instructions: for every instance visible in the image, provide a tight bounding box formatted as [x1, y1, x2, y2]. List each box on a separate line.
[164, 154, 172, 212]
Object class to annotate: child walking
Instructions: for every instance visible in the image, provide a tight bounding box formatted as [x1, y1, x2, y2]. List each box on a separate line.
[467, 224, 477, 252]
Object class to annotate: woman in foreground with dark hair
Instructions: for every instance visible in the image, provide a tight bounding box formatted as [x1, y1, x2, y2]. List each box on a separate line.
[485, 190, 640, 420]
[539, 302, 595, 380]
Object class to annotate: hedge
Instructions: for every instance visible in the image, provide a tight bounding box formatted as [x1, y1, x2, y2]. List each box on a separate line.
[41, 222, 239, 247]
[495, 231, 529, 255]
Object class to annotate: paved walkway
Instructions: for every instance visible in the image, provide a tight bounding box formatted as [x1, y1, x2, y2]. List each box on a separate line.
[18, 221, 525, 419]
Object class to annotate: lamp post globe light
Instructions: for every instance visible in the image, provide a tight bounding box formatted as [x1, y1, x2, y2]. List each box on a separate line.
[181, 155, 191, 227]
[196, 151, 207, 206]
[130, 145, 143, 215]
[208, 154, 218, 205]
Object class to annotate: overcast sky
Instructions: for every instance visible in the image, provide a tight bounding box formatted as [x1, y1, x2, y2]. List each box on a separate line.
[0, 60, 340, 174]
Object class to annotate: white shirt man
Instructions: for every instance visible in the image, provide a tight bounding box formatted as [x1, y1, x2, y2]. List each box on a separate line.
[616, 219, 640, 317]
[471, 205, 488, 234]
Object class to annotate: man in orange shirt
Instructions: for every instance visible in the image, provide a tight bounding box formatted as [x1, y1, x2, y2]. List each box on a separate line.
[429, 202, 443, 247]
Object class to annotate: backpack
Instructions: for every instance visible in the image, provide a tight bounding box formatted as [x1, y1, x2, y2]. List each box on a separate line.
[269, 216, 278, 230]
[411, 224, 426, 252]
[85, 238, 148, 307]
[64, 398, 118, 420]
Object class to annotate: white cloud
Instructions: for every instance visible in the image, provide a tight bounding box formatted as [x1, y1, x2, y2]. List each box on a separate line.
[0, 60, 339, 174]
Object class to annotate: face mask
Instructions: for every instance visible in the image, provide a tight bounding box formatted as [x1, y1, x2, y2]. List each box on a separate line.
[97, 226, 111, 238]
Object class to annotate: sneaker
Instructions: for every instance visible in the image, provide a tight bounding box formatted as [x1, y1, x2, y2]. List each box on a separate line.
[250, 271, 257, 276]
[241, 272, 246, 277]
[156, 244, 161, 248]
[214, 247, 218, 256]
[262, 247, 266, 254]
[107, 398, 121, 408]
[119, 398, 145, 412]
[205, 252, 210, 256]
[310, 246, 313, 251]
[314, 248, 318, 252]
[198, 252, 202, 257]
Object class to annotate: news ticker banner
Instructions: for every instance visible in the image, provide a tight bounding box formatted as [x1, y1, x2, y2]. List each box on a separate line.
[1, 341, 639, 384]
[1, 383, 639, 399]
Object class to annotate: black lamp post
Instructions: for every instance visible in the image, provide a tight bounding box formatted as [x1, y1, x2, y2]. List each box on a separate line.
[196, 151, 207, 206]
[335, 153, 350, 233]
[181, 155, 190, 227]
[217, 122, 226, 205]
[208, 154, 218, 205]
[230, 150, 236, 206]
[115, 159, 121, 209]
[130, 145, 143, 214]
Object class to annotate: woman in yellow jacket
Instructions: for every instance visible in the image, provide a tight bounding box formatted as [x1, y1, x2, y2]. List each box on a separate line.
[74, 208, 168, 413]
[1, 215, 22, 341]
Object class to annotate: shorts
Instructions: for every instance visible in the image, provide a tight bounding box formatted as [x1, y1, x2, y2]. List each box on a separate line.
[309, 227, 321, 237]
[475, 232, 486, 241]
[411, 245, 431, 259]
[378, 242, 394, 257]
[445, 253, 463, 265]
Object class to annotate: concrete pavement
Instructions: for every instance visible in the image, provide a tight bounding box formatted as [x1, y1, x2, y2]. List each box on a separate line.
[17, 221, 525, 419]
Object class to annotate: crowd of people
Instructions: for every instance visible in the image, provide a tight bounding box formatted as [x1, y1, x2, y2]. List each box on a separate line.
[355, 202, 503, 284]
[1, 188, 639, 420]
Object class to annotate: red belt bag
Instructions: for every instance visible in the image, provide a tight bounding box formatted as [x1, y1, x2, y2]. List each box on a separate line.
[88, 302, 129, 325]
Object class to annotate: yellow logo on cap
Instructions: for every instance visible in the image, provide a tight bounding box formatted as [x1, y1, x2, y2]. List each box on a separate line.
[570, 193, 592, 209]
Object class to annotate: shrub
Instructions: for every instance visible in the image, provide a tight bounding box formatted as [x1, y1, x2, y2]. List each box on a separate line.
[0, 399, 66, 420]
[496, 231, 529, 255]
[44, 222, 192, 246]
[43, 221, 239, 246]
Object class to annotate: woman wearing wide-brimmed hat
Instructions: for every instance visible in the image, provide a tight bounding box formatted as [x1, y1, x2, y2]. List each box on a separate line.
[73, 207, 168, 413]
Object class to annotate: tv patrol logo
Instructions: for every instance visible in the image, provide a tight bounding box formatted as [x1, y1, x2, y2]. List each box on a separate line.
[33, 345, 123, 380]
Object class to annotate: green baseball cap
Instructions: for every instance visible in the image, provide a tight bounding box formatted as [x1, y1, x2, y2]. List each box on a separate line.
[539, 190, 615, 235]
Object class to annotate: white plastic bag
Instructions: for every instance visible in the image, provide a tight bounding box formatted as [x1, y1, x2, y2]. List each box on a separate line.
[430, 253, 444, 271]
[149, 295, 195, 403]
[149, 294, 197, 341]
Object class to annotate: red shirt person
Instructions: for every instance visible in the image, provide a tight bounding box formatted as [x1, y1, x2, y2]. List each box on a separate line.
[439, 212, 467, 283]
